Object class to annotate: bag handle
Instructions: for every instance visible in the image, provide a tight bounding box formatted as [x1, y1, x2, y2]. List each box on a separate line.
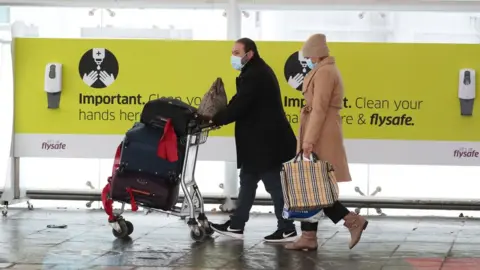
[294, 151, 319, 162]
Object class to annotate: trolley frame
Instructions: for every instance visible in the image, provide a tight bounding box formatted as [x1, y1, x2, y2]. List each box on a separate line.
[109, 121, 217, 242]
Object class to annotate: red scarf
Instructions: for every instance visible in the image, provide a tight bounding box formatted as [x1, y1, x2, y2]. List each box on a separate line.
[157, 119, 178, 162]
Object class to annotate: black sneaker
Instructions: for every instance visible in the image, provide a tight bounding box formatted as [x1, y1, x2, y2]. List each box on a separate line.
[264, 229, 297, 243]
[210, 220, 244, 239]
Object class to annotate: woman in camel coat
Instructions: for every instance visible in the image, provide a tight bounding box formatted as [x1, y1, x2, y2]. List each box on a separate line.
[285, 33, 368, 251]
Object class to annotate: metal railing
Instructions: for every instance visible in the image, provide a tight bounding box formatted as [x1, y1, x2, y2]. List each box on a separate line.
[23, 190, 480, 211]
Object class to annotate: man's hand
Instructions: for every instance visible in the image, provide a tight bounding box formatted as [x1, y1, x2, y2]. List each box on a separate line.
[197, 114, 219, 128]
[197, 114, 212, 121]
[302, 142, 314, 159]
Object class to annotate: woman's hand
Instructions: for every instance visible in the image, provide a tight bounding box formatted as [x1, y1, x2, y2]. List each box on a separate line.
[302, 142, 314, 159]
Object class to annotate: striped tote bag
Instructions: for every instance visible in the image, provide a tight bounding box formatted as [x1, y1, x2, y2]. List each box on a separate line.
[280, 152, 339, 212]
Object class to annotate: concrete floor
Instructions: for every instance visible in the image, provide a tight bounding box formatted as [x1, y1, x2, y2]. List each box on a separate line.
[0, 209, 478, 270]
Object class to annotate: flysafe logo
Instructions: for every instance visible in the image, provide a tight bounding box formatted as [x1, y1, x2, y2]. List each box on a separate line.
[453, 147, 479, 158]
[41, 140, 67, 151]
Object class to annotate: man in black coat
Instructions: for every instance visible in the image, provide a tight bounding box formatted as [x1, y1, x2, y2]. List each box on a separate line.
[210, 38, 297, 242]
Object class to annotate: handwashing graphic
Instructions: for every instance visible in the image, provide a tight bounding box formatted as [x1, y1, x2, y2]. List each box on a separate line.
[78, 48, 119, 89]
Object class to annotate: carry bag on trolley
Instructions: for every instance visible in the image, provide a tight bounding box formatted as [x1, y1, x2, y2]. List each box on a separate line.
[140, 97, 198, 137]
[197, 77, 228, 118]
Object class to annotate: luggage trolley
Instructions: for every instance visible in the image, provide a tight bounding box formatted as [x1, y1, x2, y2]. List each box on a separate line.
[108, 120, 217, 242]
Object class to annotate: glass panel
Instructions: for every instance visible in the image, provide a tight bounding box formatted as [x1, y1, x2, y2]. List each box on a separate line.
[367, 165, 480, 217]
[8, 7, 226, 40]
[101, 8, 226, 40]
[242, 10, 480, 43]
[242, 10, 391, 42]
[0, 39, 12, 190]
[10, 7, 101, 38]
[0, 7, 10, 24]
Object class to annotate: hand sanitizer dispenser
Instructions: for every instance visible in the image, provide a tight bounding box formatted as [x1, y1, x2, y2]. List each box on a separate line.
[44, 63, 62, 109]
[458, 68, 476, 116]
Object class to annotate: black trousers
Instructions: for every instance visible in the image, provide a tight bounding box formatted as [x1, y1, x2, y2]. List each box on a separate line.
[301, 201, 350, 231]
[230, 166, 295, 231]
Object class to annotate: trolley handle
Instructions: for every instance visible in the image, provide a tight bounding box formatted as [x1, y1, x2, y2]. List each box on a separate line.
[190, 115, 218, 130]
[198, 121, 216, 130]
[187, 121, 217, 134]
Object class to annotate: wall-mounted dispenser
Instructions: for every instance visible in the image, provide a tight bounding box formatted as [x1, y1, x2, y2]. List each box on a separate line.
[44, 63, 62, 109]
[458, 68, 476, 116]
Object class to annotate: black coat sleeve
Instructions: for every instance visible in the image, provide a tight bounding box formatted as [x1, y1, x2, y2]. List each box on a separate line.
[212, 73, 261, 126]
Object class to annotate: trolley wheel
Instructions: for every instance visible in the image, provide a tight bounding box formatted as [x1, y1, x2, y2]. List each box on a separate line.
[199, 220, 214, 236]
[112, 220, 129, 239]
[205, 226, 214, 236]
[125, 220, 134, 235]
[1, 211, 6, 217]
[190, 227, 206, 242]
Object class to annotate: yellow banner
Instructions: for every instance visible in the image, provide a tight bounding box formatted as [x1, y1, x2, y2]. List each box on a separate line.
[13, 38, 480, 141]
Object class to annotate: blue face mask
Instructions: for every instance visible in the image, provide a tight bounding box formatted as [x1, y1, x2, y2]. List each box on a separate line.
[231, 55, 243, 70]
[231, 54, 248, 70]
[306, 58, 316, 70]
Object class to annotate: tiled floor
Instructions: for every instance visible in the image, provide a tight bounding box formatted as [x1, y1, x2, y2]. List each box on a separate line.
[0, 209, 478, 269]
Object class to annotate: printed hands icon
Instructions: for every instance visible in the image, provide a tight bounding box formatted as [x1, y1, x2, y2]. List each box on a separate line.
[82, 71, 98, 86]
[288, 73, 305, 89]
[99, 70, 115, 87]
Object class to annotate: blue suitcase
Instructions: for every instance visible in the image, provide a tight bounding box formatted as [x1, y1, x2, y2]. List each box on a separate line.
[118, 122, 181, 182]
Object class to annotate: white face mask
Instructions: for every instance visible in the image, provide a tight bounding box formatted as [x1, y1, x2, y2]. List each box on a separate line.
[231, 55, 243, 70]
[231, 54, 248, 71]
[306, 58, 317, 70]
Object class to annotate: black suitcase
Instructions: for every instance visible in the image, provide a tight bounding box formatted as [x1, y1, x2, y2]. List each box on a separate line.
[140, 98, 198, 137]
[111, 170, 180, 211]
[119, 122, 181, 182]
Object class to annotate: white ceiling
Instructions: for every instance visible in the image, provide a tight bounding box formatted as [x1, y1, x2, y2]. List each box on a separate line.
[0, 0, 480, 12]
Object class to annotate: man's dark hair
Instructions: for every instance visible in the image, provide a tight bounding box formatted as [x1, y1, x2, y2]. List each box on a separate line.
[236, 37, 260, 58]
